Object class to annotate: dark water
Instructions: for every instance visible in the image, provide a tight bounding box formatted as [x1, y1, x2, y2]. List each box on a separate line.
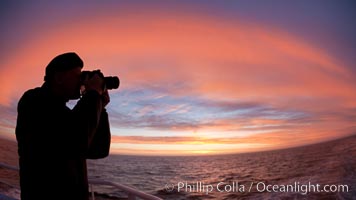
[88, 135, 356, 200]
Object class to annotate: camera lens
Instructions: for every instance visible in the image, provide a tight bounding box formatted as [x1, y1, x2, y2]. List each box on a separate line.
[105, 76, 120, 90]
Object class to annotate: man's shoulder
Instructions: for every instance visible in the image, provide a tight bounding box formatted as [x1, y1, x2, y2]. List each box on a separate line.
[18, 87, 45, 106]
[21, 87, 44, 100]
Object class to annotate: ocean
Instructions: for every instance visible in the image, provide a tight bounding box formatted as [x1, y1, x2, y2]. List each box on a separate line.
[87, 135, 356, 200]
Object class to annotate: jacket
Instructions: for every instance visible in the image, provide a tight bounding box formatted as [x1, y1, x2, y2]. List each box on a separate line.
[15, 83, 111, 200]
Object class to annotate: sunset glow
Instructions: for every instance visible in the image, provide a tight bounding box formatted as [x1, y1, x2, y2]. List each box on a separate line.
[1, 1, 355, 155]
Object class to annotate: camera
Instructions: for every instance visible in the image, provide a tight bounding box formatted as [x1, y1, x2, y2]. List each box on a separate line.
[81, 70, 120, 90]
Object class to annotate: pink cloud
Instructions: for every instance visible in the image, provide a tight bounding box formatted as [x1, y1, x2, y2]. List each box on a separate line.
[1, 11, 354, 106]
[1, 10, 355, 155]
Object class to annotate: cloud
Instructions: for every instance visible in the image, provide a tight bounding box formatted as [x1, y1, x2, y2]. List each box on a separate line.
[107, 87, 355, 144]
[109, 129, 356, 155]
[1, 10, 355, 104]
[0, 104, 17, 140]
[0, 8, 355, 154]
[107, 88, 301, 132]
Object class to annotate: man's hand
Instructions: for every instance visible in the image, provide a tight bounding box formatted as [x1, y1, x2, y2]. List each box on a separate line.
[83, 73, 104, 95]
[101, 89, 110, 108]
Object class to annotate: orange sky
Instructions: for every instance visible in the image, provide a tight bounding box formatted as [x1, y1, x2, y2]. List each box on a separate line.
[0, 2, 355, 155]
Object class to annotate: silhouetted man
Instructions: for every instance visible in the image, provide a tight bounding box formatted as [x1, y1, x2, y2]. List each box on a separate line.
[15, 52, 111, 200]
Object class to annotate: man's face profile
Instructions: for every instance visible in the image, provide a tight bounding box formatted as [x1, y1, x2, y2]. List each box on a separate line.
[54, 67, 82, 100]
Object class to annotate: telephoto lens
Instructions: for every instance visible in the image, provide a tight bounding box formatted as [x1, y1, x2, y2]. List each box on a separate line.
[104, 76, 120, 90]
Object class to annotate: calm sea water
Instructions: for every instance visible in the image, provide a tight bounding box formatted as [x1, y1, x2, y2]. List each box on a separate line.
[87, 135, 356, 200]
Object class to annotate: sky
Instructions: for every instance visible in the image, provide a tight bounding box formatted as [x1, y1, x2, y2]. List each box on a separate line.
[0, 0, 355, 155]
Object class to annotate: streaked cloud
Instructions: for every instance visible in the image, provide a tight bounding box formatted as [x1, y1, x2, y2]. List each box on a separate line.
[0, 2, 355, 155]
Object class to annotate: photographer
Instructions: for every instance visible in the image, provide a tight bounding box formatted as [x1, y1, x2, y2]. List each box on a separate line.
[15, 52, 111, 200]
